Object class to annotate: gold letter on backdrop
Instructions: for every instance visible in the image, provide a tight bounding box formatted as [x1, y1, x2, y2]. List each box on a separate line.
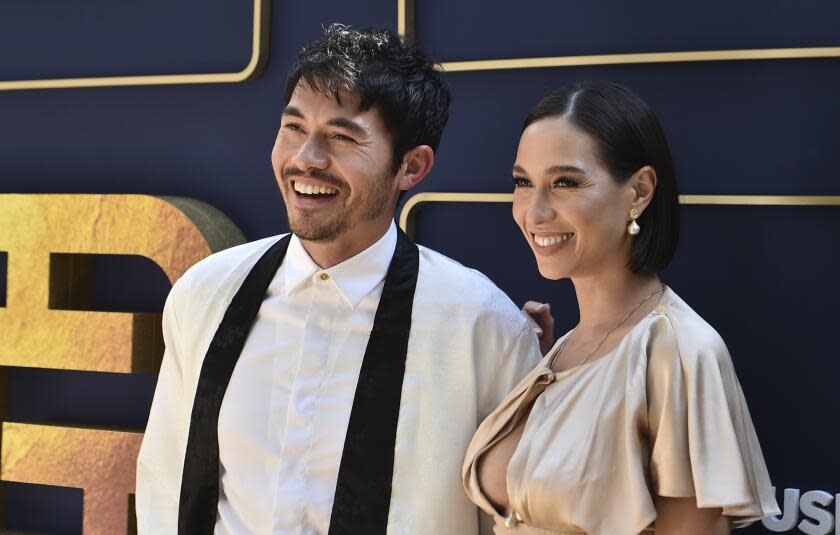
[0, 194, 245, 534]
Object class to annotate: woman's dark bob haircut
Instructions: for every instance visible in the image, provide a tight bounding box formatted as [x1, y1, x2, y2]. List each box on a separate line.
[522, 81, 680, 274]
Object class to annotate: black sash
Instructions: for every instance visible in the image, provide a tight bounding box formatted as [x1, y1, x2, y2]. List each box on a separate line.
[178, 230, 419, 535]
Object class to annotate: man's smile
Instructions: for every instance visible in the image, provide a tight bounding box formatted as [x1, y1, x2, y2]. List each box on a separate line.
[288, 179, 343, 209]
[292, 179, 339, 196]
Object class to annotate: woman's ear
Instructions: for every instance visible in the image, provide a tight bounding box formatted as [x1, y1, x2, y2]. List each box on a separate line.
[628, 165, 657, 213]
[397, 145, 435, 191]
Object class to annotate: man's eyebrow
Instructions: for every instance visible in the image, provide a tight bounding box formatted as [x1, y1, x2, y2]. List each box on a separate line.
[282, 106, 304, 118]
[326, 117, 368, 136]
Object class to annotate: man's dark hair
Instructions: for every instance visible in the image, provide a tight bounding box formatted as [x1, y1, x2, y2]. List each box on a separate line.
[285, 24, 451, 173]
[523, 81, 680, 274]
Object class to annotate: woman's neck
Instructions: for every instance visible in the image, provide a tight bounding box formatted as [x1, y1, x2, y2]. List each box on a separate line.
[571, 266, 662, 333]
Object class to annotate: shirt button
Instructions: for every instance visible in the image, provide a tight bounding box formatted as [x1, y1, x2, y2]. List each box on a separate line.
[319, 273, 330, 281]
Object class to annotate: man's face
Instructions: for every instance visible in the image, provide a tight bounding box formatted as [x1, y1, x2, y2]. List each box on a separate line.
[272, 82, 399, 249]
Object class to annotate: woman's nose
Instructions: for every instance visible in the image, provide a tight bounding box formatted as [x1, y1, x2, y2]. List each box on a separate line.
[528, 191, 556, 224]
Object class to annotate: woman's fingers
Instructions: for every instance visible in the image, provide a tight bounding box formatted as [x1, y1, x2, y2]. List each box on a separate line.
[521, 301, 555, 355]
[521, 308, 544, 337]
[523, 301, 554, 330]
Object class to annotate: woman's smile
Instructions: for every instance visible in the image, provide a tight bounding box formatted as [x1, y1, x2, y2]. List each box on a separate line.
[530, 232, 575, 255]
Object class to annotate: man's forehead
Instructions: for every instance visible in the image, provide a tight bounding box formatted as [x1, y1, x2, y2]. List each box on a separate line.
[285, 81, 389, 137]
[288, 81, 364, 114]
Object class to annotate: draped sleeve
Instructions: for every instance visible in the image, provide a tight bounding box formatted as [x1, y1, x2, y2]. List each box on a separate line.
[645, 306, 781, 526]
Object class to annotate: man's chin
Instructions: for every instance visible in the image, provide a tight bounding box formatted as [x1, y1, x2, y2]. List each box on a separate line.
[288, 221, 346, 243]
[295, 233, 339, 244]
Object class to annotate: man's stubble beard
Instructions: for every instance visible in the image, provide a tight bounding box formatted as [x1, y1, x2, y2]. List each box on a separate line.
[286, 171, 397, 244]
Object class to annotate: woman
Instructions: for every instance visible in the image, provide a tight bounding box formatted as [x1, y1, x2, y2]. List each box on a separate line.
[462, 82, 780, 534]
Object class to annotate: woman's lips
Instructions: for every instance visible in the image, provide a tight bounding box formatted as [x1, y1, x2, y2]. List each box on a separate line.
[531, 232, 574, 255]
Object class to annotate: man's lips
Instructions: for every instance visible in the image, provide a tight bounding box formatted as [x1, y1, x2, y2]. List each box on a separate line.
[287, 179, 343, 209]
[291, 179, 339, 196]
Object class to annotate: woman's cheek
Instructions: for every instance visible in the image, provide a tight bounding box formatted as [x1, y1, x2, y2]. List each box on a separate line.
[511, 199, 527, 231]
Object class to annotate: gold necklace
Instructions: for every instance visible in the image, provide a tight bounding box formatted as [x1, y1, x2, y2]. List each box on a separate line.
[550, 285, 666, 371]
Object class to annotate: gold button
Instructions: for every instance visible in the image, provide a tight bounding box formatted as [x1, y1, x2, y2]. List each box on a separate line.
[319, 273, 330, 281]
[504, 511, 523, 528]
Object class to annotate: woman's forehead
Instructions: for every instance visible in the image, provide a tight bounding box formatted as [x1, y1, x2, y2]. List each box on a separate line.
[517, 117, 601, 173]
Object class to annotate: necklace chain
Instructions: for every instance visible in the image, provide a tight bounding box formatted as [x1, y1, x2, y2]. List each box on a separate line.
[550, 285, 666, 371]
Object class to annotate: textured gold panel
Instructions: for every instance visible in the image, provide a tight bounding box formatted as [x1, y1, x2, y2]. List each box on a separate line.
[397, 3, 840, 71]
[398, 192, 840, 239]
[1, 422, 143, 535]
[0, 194, 244, 372]
[0, 0, 269, 91]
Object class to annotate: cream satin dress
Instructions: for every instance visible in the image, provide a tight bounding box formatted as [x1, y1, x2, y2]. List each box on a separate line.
[462, 287, 780, 535]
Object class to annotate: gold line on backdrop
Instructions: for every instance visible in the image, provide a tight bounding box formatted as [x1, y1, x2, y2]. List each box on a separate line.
[398, 0, 415, 42]
[0, 0, 270, 91]
[396, 0, 840, 71]
[398, 192, 840, 239]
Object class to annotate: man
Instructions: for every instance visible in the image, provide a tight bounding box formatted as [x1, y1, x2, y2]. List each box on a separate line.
[136, 24, 541, 535]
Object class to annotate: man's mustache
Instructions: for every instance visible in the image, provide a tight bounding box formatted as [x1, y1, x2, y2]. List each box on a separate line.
[282, 167, 346, 190]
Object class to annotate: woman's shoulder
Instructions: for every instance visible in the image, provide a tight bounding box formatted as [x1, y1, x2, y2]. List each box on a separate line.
[645, 287, 731, 369]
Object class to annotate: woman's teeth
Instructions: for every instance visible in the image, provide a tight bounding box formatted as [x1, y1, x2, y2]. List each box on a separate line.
[534, 234, 573, 247]
[293, 182, 338, 195]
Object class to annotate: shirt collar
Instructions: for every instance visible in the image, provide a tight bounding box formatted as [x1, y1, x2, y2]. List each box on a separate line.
[284, 221, 398, 309]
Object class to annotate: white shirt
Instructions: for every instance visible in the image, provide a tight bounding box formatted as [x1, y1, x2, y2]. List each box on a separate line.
[216, 223, 398, 534]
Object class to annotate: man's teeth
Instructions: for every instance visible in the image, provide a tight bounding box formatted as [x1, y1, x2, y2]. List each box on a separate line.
[293, 182, 338, 195]
[534, 234, 573, 247]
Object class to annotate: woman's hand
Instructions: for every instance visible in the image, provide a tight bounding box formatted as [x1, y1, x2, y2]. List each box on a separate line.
[521, 301, 555, 355]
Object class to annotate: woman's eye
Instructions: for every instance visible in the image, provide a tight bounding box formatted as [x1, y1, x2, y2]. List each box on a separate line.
[553, 177, 577, 188]
[513, 177, 531, 188]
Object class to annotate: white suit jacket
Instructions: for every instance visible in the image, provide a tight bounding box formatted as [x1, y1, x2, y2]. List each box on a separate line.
[136, 233, 541, 534]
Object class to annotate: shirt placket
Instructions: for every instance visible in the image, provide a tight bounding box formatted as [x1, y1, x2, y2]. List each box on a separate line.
[273, 272, 339, 535]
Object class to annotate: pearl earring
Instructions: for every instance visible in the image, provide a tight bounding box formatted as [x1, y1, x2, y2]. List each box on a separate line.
[627, 208, 640, 236]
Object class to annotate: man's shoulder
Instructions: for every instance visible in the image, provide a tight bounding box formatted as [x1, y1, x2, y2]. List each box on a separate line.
[414, 245, 539, 373]
[175, 234, 287, 297]
[416, 244, 526, 325]
[417, 245, 500, 294]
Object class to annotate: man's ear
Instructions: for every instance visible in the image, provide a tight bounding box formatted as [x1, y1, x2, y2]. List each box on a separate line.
[397, 145, 435, 191]
[627, 165, 657, 213]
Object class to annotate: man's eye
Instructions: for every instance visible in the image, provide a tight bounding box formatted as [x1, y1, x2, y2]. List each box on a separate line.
[512, 177, 532, 188]
[332, 133, 356, 143]
[283, 123, 302, 132]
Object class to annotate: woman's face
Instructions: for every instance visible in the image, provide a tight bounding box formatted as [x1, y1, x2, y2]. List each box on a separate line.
[512, 116, 636, 280]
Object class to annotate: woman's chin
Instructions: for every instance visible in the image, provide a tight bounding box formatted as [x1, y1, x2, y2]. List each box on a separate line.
[536, 263, 570, 281]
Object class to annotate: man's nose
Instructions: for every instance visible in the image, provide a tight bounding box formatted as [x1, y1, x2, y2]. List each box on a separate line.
[290, 135, 330, 171]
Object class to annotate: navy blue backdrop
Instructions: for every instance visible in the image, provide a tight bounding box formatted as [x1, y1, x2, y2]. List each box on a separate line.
[1, 0, 838, 533]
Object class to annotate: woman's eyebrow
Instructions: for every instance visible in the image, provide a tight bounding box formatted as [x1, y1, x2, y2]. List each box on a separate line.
[545, 165, 585, 175]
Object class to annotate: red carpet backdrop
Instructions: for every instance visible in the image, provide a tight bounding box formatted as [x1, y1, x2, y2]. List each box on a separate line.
[1, 0, 838, 533]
